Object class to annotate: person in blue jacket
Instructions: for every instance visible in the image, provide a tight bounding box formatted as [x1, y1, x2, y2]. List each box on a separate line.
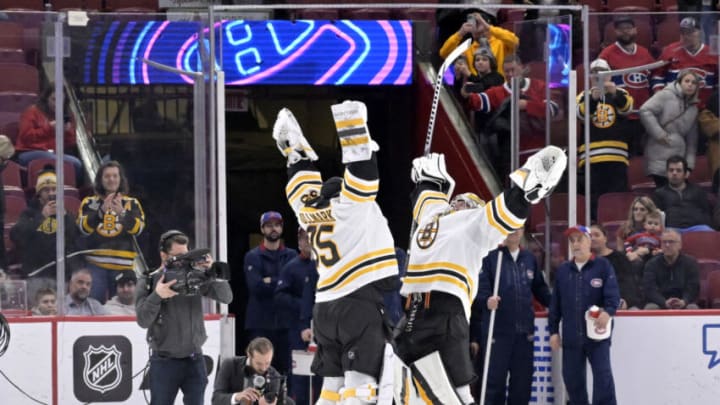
[244, 211, 298, 376]
[549, 225, 620, 405]
[275, 227, 317, 405]
[475, 227, 552, 405]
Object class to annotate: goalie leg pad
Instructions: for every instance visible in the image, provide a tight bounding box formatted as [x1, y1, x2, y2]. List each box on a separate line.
[410, 351, 464, 405]
[331, 100, 379, 164]
[341, 371, 378, 405]
[317, 377, 345, 405]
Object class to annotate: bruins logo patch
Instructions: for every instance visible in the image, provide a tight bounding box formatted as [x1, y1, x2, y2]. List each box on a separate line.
[416, 220, 439, 249]
[592, 103, 616, 129]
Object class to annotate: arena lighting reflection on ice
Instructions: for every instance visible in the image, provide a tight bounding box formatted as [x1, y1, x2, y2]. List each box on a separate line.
[82, 19, 414, 85]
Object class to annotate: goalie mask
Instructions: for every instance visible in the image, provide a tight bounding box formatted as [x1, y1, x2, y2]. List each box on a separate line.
[450, 192, 485, 211]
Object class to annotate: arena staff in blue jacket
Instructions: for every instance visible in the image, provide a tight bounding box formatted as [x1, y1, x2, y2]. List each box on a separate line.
[549, 225, 620, 405]
[476, 227, 552, 405]
[244, 211, 298, 376]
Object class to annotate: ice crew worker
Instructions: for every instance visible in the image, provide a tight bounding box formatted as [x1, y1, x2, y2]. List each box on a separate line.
[549, 225, 620, 405]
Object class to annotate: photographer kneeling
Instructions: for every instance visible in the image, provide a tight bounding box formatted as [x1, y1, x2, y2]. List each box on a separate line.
[136, 230, 233, 405]
[212, 337, 293, 405]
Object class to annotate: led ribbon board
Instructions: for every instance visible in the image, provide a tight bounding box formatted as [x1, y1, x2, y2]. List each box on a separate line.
[82, 19, 413, 85]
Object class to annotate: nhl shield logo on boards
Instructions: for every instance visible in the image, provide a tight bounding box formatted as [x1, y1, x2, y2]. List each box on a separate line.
[83, 345, 122, 394]
[73, 335, 132, 402]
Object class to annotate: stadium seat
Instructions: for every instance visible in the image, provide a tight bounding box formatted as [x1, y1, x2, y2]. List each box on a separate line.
[4, 194, 26, 224]
[698, 259, 720, 281]
[342, 8, 392, 20]
[0, 1, 45, 10]
[26, 158, 77, 189]
[707, 270, 720, 308]
[0, 63, 39, 94]
[296, 9, 340, 20]
[104, 0, 158, 11]
[50, 0, 102, 11]
[64, 194, 81, 218]
[605, 1, 654, 11]
[579, 0, 607, 11]
[655, 17, 681, 49]
[530, 193, 587, 233]
[0, 93, 37, 112]
[628, 156, 655, 193]
[597, 192, 641, 224]
[698, 279, 708, 308]
[682, 231, 720, 262]
[392, 9, 435, 22]
[1, 121, 19, 144]
[0, 21, 24, 49]
[2, 161, 23, 189]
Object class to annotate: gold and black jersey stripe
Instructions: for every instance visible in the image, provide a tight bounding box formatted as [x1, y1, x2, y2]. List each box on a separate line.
[317, 248, 397, 293]
[578, 140, 629, 167]
[286, 171, 323, 206]
[341, 169, 378, 203]
[412, 190, 448, 223]
[485, 195, 523, 235]
[404, 261, 474, 303]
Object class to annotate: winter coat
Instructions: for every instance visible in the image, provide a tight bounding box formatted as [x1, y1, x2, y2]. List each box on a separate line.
[639, 82, 699, 177]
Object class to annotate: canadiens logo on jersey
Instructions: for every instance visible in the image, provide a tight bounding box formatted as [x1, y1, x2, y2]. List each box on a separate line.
[592, 103, 617, 129]
[623, 71, 649, 89]
[416, 219, 439, 249]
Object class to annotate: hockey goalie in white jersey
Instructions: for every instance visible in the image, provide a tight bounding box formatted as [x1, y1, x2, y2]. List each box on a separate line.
[273, 101, 398, 405]
[394, 148, 567, 405]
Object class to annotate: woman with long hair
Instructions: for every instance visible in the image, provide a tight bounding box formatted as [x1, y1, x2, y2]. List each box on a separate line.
[615, 196, 658, 249]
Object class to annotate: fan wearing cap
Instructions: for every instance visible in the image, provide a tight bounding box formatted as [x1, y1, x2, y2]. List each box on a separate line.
[244, 210, 298, 378]
[548, 225, 620, 405]
[272, 101, 399, 404]
[104, 271, 137, 315]
[576, 58, 633, 220]
[10, 165, 78, 299]
[651, 17, 717, 106]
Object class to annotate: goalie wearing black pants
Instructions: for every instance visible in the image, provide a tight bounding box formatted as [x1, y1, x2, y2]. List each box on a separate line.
[394, 147, 567, 405]
[272, 101, 399, 405]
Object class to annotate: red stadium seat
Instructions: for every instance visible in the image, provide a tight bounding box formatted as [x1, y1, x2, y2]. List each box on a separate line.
[0, 48, 25, 64]
[530, 193, 587, 233]
[0, 1, 45, 10]
[0, 111, 20, 128]
[579, 0, 607, 11]
[4, 194, 26, 224]
[0, 21, 24, 49]
[392, 9, 435, 22]
[655, 17, 681, 49]
[2, 161, 23, 189]
[50, 0, 102, 11]
[628, 156, 655, 193]
[597, 192, 642, 224]
[707, 270, 720, 308]
[0, 93, 37, 112]
[63, 195, 81, 218]
[605, 1, 654, 11]
[1, 121, 19, 144]
[342, 8, 392, 20]
[682, 231, 720, 262]
[698, 259, 720, 281]
[26, 158, 77, 189]
[296, 9, 340, 20]
[0, 64, 39, 94]
[104, 0, 158, 11]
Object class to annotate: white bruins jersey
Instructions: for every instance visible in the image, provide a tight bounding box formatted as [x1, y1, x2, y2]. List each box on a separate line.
[401, 189, 525, 320]
[286, 166, 398, 303]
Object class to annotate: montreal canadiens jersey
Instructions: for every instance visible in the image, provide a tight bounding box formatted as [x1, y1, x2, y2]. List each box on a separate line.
[286, 163, 398, 303]
[651, 42, 718, 104]
[400, 189, 525, 320]
[598, 42, 654, 114]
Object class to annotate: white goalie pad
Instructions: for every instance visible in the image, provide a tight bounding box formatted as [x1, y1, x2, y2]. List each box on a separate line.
[331, 100, 379, 163]
[392, 351, 464, 405]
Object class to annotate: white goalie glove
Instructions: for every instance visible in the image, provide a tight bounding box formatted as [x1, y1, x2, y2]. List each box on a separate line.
[331, 100, 379, 163]
[272, 107, 319, 167]
[411, 152, 456, 196]
[509, 145, 567, 204]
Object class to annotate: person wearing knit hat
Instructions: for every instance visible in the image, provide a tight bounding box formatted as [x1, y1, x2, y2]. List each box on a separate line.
[10, 165, 79, 302]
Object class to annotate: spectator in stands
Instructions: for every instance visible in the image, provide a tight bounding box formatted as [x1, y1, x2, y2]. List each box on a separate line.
[104, 271, 136, 315]
[616, 196, 659, 249]
[643, 229, 700, 309]
[576, 58, 634, 220]
[651, 17, 717, 106]
[10, 166, 77, 300]
[16, 86, 83, 184]
[463, 54, 559, 181]
[0, 134, 15, 270]
[591, 224, 643, 310]
[652, 155, 714, 232]
[64, 267, 109, 315]
[440, 11, 519, 78]
[677, 0, 719, 42]
[641, 70, 700, 188]
[598, 15, 655, 157]
[274, 227, 315, 404]
[624, 210, 663, 263]
[31, 287, 57, 316]
[698, 88, 720, 193]
[245, 211, 297, 377]
[77, 160, 145, 304]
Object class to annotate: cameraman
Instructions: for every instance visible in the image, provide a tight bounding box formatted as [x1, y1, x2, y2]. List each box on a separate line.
[136, 230, 233, 405]
[212, 337, 294, 405]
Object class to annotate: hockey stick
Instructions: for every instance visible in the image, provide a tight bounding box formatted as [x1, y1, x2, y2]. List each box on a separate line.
[424, 38, 472, 156]
[479, 250, 504, 405]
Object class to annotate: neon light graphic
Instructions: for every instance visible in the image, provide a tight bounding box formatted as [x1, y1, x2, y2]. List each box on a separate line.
[81, 19, 413, 85]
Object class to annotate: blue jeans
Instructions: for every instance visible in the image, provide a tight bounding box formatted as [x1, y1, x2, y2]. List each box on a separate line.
[87, 263, 117, 304]
[17, 150, 83, 186]
[149, 354, 207, 405]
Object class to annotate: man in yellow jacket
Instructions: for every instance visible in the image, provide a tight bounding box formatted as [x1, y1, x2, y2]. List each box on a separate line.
[440, 11, 519, 78]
